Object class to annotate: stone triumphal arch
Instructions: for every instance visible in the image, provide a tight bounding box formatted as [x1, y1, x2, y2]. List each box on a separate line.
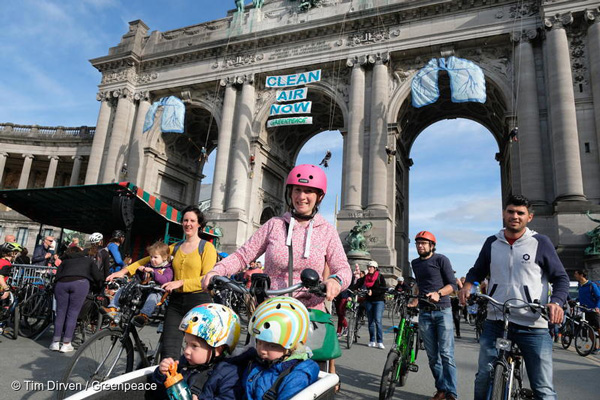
[81, 0, 600, 275]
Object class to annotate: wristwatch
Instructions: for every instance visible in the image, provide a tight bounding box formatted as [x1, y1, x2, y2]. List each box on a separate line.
[437, 290, 443, 298]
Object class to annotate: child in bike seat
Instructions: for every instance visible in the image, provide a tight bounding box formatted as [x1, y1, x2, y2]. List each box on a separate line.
[151, 303, 244, 400]
[101, 241, 173, 327]
[241, 296, 319, 400]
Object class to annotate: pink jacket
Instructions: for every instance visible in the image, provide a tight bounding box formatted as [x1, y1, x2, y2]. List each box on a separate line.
[212, 212, 351, 311]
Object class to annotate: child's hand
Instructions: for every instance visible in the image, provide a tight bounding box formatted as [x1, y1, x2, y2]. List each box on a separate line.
[159, 358, 176, 375]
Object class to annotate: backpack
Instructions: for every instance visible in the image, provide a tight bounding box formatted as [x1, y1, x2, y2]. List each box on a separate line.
[172, 240, 207, 258]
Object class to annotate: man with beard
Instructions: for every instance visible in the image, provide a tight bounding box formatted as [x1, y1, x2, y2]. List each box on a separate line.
[410, 231, 458, 400]
[459, 194, 568, 400]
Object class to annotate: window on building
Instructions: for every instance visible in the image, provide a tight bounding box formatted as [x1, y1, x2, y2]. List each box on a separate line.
[16, 227, 28, 247]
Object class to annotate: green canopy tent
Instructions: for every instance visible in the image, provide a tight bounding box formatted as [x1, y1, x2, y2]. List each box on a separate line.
[0, 182, 183, 259]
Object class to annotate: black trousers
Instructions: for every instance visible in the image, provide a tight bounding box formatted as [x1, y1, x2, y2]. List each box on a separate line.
[161, 291, 212, 359]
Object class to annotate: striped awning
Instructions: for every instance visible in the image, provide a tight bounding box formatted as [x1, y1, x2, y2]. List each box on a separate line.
[0, 182, 182, 239]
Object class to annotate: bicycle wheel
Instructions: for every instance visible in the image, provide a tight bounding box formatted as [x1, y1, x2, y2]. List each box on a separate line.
[11, 301, 20, 340]
[575, 323, 595, 356]
[18, 291, 52, 338]
[379, 351, 400, 400]
[490, 364, 508, 400]
[346, 311, 356, 349]
[560, 322, 573, 350]
[57, 328, 134, 399]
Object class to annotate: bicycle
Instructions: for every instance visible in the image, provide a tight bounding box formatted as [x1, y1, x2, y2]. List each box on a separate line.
[572, 304, 599, 357]
[379, 294, 437, 400]
[0, 291, 20, 339]
[559, 301, 582, 350]
[56, 278, 166, 399]
[18, 271, 55, 339]
[345, 288, 367, 349]
[470, 293, 547, 400]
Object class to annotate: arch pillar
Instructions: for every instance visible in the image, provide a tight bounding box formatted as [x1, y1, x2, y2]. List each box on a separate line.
[225, 75, 255, 214]
[128, 91, 152, 184]
[342, 59, 365, 211]
[0, 152, 8, 188]
[103, 88, 134, 183]
[544, 13, 586, 201]
[585, 8, 600, 167]
[69, 156, 83, 186]
[511, 29, 546, 204]
[85, 92, 112, 184]
[210, 79, 238, 213]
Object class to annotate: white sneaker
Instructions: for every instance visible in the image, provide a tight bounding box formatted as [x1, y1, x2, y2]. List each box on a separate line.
[60, 343, 75, 353]
[49, 341, 61, 351]
[368, 342, 376, 347]
[377, 342, 385, 349]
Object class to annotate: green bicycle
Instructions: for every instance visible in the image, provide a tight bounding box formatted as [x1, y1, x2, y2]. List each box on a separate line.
[379, 291, 421, 400]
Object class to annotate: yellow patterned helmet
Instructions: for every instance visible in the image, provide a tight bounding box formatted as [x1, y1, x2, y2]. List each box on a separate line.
[249, 296, 310, 350]
[179, 303, 241, 351]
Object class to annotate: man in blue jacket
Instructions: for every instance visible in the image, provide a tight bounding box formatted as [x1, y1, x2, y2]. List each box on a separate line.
[574, 269, 600, 352]
[459, 194, 568, 400]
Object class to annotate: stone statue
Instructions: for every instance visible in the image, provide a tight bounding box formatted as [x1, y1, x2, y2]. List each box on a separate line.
[346, 220, 373, 253]
[235, 0, 244, 13]
[253, 0, 264, 8]
[584, 211, 600, 256]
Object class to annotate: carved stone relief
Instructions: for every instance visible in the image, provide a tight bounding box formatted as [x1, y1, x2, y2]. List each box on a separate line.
[347, 28, 400, 47]
[570, 31, 589, 90]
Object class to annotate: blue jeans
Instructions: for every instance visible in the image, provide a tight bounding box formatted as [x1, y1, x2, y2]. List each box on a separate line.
[364, 300, 384, 343]
[474, 320, 556, 400]
[110, 288, 160, 316]
[419, 307, 458, 397]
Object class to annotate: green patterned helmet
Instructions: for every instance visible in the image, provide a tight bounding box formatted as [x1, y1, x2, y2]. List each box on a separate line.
[179, 303, 241, 350]
[249, 296, 310, 350]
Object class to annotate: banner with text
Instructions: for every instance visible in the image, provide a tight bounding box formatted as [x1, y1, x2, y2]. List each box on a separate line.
[267, 117, 313, 128]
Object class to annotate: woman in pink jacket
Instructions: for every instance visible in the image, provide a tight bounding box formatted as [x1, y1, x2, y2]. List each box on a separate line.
[202, 164, 351, 309]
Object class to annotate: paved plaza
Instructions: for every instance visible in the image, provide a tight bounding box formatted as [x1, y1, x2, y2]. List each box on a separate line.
[1, 313, 598, 399]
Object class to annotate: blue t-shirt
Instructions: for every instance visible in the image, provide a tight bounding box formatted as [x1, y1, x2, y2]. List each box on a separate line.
[411, 253, 456, 309]
[578, 281, 600, 309]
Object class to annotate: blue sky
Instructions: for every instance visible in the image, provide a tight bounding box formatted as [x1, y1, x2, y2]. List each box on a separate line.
[1, 1, 503, 277]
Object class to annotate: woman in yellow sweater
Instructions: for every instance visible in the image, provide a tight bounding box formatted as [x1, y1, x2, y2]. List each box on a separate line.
[107, 205, 217, 358]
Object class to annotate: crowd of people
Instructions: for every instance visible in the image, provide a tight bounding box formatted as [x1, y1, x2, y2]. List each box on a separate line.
[1, 170, 597, 400]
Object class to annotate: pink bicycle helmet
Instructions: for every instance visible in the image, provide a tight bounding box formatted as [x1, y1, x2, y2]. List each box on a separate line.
[285, 164, 327, 194]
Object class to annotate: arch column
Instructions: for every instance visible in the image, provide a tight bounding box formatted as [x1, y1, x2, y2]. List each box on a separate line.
[544, 13, 586, 201]
[511, 30, 546, 203]
[18, 154, 34, 189]
[102, 88, 134, 183]
[225, 75, 255, 214]
[585, 8, 600, 166]
[0, 152, 8, 187]
[210, 79, 238, 213]
[45, 155, 59, 188]
[367, 53, 390, 210]
[70, 156, 83, 186]
[342, 59, 365, 211]
[128, 91, 152, 184]
[85, 92, 112, 184]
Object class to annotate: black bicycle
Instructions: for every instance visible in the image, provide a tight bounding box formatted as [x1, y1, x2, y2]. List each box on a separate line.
[57, 278, 166, 399]
[470, 293, 547, 400]
[0, 291, 20, 340]
[18, 272, 55, 338]
[346, 288, 367, 349]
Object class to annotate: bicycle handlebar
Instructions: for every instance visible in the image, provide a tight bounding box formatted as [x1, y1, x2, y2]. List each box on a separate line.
[209, 268, 327, 298]
[471, 293, 547, 317]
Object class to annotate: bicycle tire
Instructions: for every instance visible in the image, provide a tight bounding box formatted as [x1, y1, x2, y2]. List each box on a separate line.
[18, 291, 52, 338]
[347, 311, 356, 349]
[561, 321, 573, 350]
[57, 328, 134, 399]
[575, 322, 595, 356]
[11, 301, 20, 340]
[490, 364, 507, 400]
[379, 351, 400, 400]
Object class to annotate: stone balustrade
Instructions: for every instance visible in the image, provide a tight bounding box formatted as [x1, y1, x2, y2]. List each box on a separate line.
[0, 123, 95, 138]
